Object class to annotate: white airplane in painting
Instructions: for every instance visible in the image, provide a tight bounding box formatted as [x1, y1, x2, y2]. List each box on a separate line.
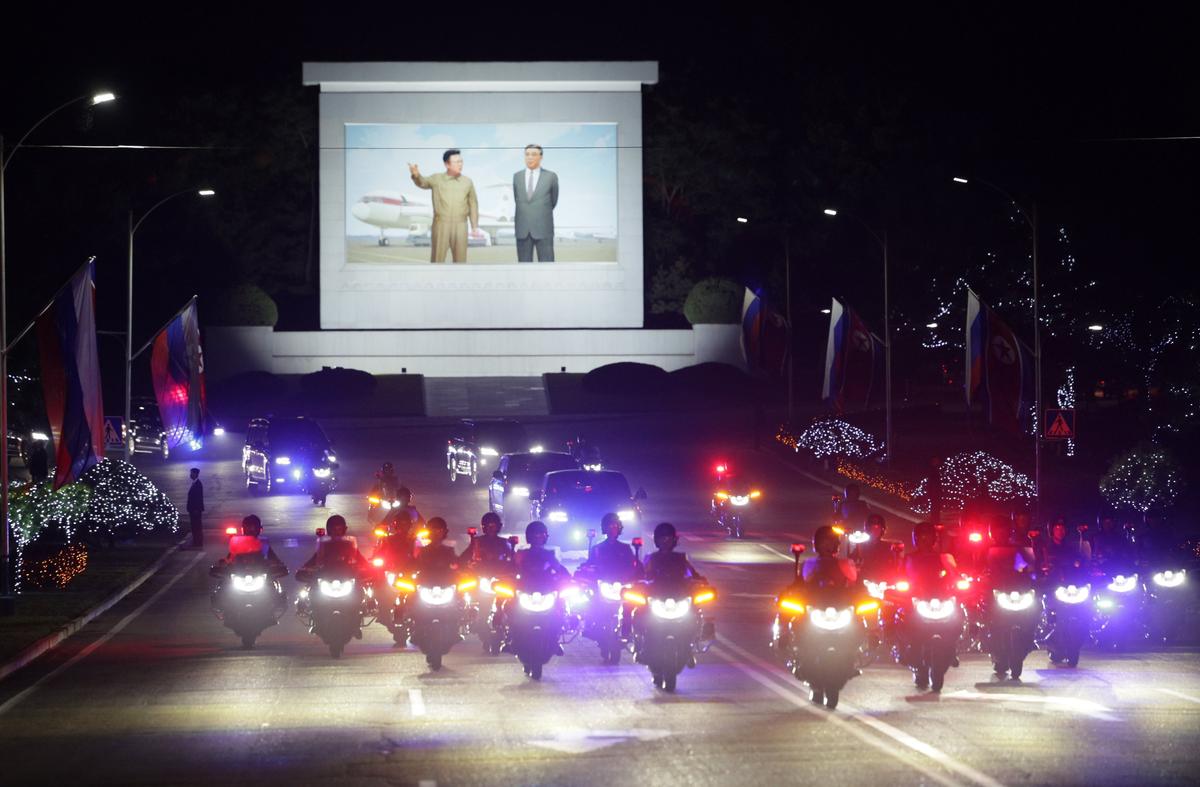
[352, 185, 516, 246]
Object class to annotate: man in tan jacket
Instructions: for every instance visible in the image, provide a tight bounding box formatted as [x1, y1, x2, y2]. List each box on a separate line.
[408, 149, 480, 263]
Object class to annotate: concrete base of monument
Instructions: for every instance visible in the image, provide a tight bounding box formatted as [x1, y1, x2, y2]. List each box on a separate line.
[205, 326, 749, 379]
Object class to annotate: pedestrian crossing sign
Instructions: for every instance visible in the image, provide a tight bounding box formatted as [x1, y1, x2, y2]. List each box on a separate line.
[103, 416, 124, 449]
[1044, 409, 1075, 440]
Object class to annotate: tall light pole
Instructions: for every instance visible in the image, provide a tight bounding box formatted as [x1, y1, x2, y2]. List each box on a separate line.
[953, 176, 1041, 517]
[126, 189, 215, 461]
[0, 91, 116, 612]
[824, 208, 892, 466]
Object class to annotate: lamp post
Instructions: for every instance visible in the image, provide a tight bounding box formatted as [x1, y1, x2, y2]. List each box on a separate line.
[953, 176, 1041, 515]
[823, 208, 892, 466]
[126, 189, 215, 461]
[0, 91, 116, 612]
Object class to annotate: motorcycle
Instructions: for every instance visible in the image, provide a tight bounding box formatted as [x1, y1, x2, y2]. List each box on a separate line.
[573, 540, 632, 665]
[1092, 568, 1148, 649]
[711, 486, 762, 540]
[893, 576, 962, 691]
[1146, 566, 1191, 644]
[367, 489, 402, 527]
[625, 578, 716, 692]
[393, 568, 473, 670]
[773, 544, 873, 708]
[493, 574, 578, 680]
[296, 532, 377, 658]
[310, 460, 336, 506]
[1040, 567, 1094, 667]
[985, 578, 1040, 679]
[211, 550, 287, 649]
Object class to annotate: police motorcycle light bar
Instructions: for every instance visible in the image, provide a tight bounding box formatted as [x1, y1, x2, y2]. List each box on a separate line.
[915, 597, 956, 620]
[1153, 570, 1186, 589]
[319, 578, 355, 598]
[1107, 574, 1139, 593]
[650, 597, 691, 620]
[809, 606, 854, 631]
[1054, 584, 1092, 605]
[994, 589, 1036, 611]
[232, 574, 267, 593]
[518, 590, 558, 612]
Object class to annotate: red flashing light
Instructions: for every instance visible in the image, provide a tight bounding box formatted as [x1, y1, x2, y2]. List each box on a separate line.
[968, 532, 984, 543]
[632, 537, 644, 548]
[791, 543, 806, 554]
[467, 527, 478, 537]
[715, 463, 728, 474]
[316, 528, 326, 538]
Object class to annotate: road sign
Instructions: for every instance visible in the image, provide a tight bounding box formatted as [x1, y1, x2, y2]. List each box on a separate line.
[1044, 408, 1075, 440]
[103, 416, 124, 449]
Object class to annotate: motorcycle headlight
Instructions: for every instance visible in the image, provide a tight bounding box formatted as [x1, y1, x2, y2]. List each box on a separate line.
[292, 469, 302, 480]
[1107, 574, 1139, 594]
[479, 577, 497, 595]
[864, 580, 886, 600]
[994, 589, 1036, 611]
[418, 585, 456, 606]
[1054, 584, 1092, 605]
[1153, 570, 1187, 589]
[511, 486, 530, 498]
[847, 531, 871, 544]
[915, 597, 957, 620]
[480, 446, 498, 457]
[275, 456, 291, 465]
[518, 590, 557, 612]
[729, 495, 751, 507]
[313, 467, 332, 478]
[650, 597, 691, 620]
[319, 578, 355, 598]
[599, 581, 625, 602]
[381, 500, 393, 510]
[809, 606, 854, 631]
[232, 574, 266, 593]
[616, 509, 636, 522]
[385, 572, 397, 587]
[548, 511, 569, 523]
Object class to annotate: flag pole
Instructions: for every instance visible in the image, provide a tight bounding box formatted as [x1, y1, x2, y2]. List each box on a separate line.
[131, 295, 198, 362]
[1032, 203, 1041, 524]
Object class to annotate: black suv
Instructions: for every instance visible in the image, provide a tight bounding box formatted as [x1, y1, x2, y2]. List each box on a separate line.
[530, 469, 647, 549]
[243, 417, 338, 497]
[126, 397, 171, 459]
[488, 451, 580, 525]
[447, 419, 540, 485]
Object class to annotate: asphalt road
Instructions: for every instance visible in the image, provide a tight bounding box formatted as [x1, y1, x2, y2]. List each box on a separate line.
[0, 413, 1197, 786]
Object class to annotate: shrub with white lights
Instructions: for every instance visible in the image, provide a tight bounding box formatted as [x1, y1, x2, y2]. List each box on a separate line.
[1099, 444, 1184, 514]
[910, 450, 1036, 515]
[783, 418, 884, 461]
[79, 459, 180, 539]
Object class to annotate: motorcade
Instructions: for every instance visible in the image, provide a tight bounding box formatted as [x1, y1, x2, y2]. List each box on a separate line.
[488, 450, 579, 525]
[447, 419, 540, 485]
[243, 416, 338, 500]
[125, 397, 171, 459]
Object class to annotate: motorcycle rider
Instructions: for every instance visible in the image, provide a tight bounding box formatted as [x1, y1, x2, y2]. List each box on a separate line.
[460, 512, 515, 569]
[905, 521, 957, 593]
[1039, 517, 1092, 582]
[1091, 513, 1134, 568]
[986, 515, 1036, 578]
[643, 522, 706, 584]
[211, 515, 288, 578]
[580, 513, 644, 640]
[414, 517, 460, 572]
[851, 514, 902, 579]
[802, 525, 857, 588]
[296, 515, 372, 585]
[514, 520, 571, 581]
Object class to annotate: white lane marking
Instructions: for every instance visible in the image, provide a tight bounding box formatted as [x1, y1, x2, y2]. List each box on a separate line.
[729, 592, 779, 599]
[418, 781, 437, 787]
[756, 543, 796, 562]
[716, 634, 1007, 787]
[527, 728, 672, 754]
[0, 550, 208, 717]
[1157, 688, 1200, 705]
[942, 690, 1118, 721]
[409, 688, 426, 717]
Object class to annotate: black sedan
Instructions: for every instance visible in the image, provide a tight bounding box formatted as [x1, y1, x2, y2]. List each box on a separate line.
[487, 451, 580, 525]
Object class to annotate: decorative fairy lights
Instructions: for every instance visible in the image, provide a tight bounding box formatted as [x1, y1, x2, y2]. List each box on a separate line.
[836, 460, 913, 501]
[22, 544, 88, 590]
[1099, 445, 1184, 514]
[910, 450, 1035, 515]
[79, 459, 180, 538]
[1057, 366, 1076, 456]
[779, 418, 885, 461]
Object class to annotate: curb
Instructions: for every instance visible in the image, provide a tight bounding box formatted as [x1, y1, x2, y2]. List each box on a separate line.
[0, 536, 190, 684]
[760, 446, 919, 526]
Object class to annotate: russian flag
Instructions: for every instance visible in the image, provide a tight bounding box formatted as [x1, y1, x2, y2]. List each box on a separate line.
[36, 260, 105, 488]
[965, 289, 1035, 431]
[150, 299, 208, 450]
[822, 297, 884, 410]
[740, 287, 790, 376]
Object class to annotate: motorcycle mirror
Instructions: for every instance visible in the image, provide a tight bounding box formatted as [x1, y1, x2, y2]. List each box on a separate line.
[508, 535, 520, 546]
[467, 527, 478, 538]
[791, 543, 806, 554]
[316, 528, 326, 538]
[632, 537, 644, 548]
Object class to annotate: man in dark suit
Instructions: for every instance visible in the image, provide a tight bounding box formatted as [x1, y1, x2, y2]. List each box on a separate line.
[187, 467, 205, 548]
[513, 144, 559, 262]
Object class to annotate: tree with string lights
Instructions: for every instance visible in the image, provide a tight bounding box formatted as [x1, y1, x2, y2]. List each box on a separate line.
[1099, 444, 1184, 516]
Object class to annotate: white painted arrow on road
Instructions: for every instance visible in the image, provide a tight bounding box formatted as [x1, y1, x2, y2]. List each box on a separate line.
[527, 728, 672, 754]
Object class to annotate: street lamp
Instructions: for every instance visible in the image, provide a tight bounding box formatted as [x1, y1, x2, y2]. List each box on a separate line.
[953, 174, 1042, 511]
[823, 207, 892, 466]
[126, 189, 215, 460]
[0, 91, 117, 613]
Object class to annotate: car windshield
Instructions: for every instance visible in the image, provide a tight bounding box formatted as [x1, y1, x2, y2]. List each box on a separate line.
[270, 420, 329, 450]
[133, 403, 162, 428]
[508, 453, 577, 481]
[475, 422, 527, 447]
[545, 472, 631, 502]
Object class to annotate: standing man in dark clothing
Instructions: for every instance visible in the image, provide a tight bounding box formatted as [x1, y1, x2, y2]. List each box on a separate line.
[187, 467, 205, 548]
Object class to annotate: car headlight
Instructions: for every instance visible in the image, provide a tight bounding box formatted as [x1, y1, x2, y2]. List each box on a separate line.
[292, 469, 302, 480]
[213, 427, 226, 436]
[994, 589, 1036, 611]
[480, 446, 498, 457]
[530, 445, 544, 453]
[583, 463, 603, 471]
[1107, 574, 1139, 593]
[313, 467, 332, 478]
[650, 597, 691, 620]
[809, 606, 853, 630]
[616, 509, 635, 522]
[1153, 570, 1186, 589]
[599, 581, 625, 602]
[319, 578, 355, 598]
[232, 574, 267, 593]
[915, 597, 957, 620]
[275, 456, 291, 465]
[518, 590, 557, 612]
[511, 486, 530, 497]
[30, 431, 49, 442]
[548, 511, 569, 523]
[418, 585, 456, 606]
[1054, 584, 1092, 605]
